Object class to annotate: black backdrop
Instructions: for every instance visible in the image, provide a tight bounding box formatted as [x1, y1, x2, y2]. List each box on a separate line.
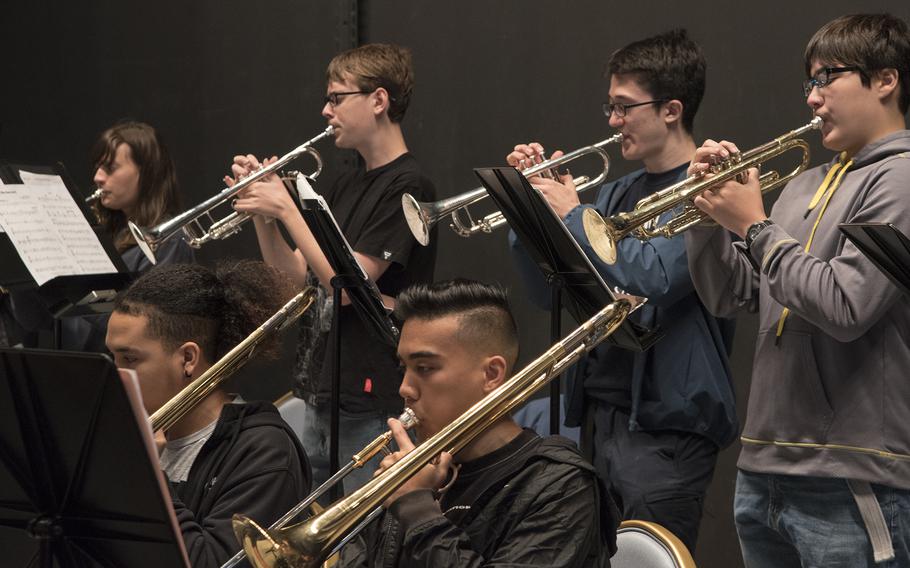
[4, 2, 909, 565]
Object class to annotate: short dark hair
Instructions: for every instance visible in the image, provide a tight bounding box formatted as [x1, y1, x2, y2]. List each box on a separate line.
[114, 261, 296, 362]
[805, 13, 910, 114]
[90, 121, 181, 252]
[607, 28, 706, 133]
[395, 279, 519, 368]
[327, 43, 414, 123]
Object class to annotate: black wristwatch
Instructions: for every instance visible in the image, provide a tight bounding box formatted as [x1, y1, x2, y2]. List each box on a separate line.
[745, 219, 774, 249]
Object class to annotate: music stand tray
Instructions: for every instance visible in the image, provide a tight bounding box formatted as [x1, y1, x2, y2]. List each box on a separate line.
[475, 167, 661, 351]
[840, 222, 910, 297]
[0, 349, 189, 567]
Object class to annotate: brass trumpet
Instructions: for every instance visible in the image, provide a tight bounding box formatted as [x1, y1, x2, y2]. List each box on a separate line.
[85, 188, 104, 204]
[402, 134, 623, 246]
[231, 298, 633, 568]
[129, 127, 334, 264]
[582, 117, 823, 265]
[150, 287, 317, 433]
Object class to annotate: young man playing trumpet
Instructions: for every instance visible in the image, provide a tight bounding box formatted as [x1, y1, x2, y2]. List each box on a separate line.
[227, 43, 437, 494]
[105, 261, 312, 567]
[507, 29, 737, 552]
[339, 279, 618, 567]
[685, 13, 910, 567]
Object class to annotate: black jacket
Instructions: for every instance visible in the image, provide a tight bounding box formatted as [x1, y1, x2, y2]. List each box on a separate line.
[339, 434, 619, 567]
[169, 401, 312, 567]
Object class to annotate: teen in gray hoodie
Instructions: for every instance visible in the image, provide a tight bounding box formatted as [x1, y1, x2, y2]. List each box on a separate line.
[683, 13, 910, 568]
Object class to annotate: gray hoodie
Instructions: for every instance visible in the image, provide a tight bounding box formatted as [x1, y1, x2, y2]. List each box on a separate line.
[685, 130, 910, 490]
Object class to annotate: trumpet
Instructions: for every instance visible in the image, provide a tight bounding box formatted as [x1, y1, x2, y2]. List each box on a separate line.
[85, 188, 104, 204]
[582, 117, 822, 265]
[232, 298, 633, 568]
[402, 134, 623, 246]
[218, 408, 419, 568]
[129, 127, 334, 264]
[150, 287, 317, 433]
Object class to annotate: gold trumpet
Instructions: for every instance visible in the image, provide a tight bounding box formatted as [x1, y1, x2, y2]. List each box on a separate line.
[130, 127, 334, 264]
[150, 287, 317, 433]
[402, 134, 623, 246]
[231, 298, 633, 568]
[582, 117, 823, 265]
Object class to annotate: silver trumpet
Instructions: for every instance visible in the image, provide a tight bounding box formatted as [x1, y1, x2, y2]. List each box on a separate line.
[402, 134, 623, 246]
[85, 188, 104, 204]
[129, 126, 334, 264]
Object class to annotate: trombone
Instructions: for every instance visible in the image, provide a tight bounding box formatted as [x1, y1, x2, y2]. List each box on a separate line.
[231, 298, 633, 568]
[582, 117, 822, 265]
[402, 134, 623, 246]
[150, 287, 317, 432]
[218, 407, 419, 568]
[129, 126, 334, 264]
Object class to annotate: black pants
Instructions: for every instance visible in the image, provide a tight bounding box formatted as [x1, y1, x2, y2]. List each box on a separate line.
[584, 401, 718, 553]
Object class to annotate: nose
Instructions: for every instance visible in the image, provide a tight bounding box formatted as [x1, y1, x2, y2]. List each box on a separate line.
[398, 370, 418, 402]
[321, 102, 334, 119]
[608, 112, 623, 130]
[93, 168, 107, 186]
[806, 86, 823, 111]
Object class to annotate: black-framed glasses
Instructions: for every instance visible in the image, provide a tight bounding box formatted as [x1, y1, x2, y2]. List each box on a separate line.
[323, 90, 373, 107]
[602, 99, 667, 118]
[802, 66, 864, 97]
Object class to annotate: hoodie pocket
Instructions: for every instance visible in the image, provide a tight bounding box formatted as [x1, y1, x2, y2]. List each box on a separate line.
[743, 331, 834, 444]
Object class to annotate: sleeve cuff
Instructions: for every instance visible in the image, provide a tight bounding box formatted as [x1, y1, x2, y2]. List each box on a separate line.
[388, 489, 444, 533]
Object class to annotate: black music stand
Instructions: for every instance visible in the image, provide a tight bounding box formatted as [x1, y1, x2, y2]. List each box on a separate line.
[0, 161, 129, 348]
[840, 222, 910, 297]
[475, 167, 662, 434]
[290, 180, 399, 501]
[0, 348, 189, 567]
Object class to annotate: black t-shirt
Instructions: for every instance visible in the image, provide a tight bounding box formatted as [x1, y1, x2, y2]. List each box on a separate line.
[440, 428, 540, 526]
[584, 162, 689, 408]
[305, 152, 437, 414]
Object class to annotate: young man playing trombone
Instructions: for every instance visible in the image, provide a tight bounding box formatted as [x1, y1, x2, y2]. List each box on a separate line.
[105, 261, 312, 567]
[685, 13, 910, 567]
[338, 279, 619, 567]
[507, 29, 737, 552]
[226, 43, 437, 495]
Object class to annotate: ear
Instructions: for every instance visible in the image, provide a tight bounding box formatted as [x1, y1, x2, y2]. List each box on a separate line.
[177, 341, 204, 382]
[481, 355, 509, 394]
[663, 99, 684, 127]
[371, 87, 391, 118]
[874, 68, 899, 101]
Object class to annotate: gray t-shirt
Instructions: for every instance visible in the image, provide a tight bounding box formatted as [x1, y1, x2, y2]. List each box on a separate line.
[160, 419, 218, 483]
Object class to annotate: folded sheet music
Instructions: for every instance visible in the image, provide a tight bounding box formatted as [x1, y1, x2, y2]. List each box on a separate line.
[0, 171, 116, 285]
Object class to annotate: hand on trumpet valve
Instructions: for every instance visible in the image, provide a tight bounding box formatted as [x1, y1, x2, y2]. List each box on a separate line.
[507, 142, 580, 219]
[688, 139, 766, 237]
[374, 417, 453, 508]
[225, 155, 292, 222]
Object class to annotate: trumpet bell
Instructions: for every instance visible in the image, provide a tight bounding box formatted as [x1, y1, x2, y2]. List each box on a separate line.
[582, 208, 620, 265]
[401, 193, 432, 246]
[128, 222, 159, 265]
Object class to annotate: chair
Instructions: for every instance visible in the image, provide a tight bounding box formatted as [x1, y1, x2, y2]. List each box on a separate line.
[275, 390, 308, 443]
[611, 520, 696, 568]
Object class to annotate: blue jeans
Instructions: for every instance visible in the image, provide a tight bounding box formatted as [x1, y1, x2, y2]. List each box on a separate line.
[299, 401, 392, 500]
[734, 470, 910, 567]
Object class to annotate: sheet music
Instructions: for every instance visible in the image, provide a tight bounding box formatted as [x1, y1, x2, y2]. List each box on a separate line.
[0, 175, 116, 285]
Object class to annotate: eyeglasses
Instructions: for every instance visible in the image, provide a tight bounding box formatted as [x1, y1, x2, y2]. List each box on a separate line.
[802, 66, 864, 97]
[602, 99, 667, 118]
[323, 90, 373, 107]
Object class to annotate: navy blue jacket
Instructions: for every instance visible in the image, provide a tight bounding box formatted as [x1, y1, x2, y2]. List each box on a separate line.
[510, 168, 738, 448]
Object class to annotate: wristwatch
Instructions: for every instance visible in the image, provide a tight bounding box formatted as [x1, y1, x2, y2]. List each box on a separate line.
[745, 219, 774, 249]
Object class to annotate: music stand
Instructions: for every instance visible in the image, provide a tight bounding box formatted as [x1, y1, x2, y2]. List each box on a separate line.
[840, 222, 910, 297]
[475, 167, 662, 434]
[289, 177, 399, 501]
[0, 161, 130, 348]
[0, 348, 190, 567]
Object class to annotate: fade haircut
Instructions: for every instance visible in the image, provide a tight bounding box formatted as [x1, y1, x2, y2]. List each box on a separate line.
[90, 121, 180, 252]
[395, 279, 520, 370]
[114, 261, 296, 362]
[805, 13, 910, 114]
[607, 28, 706, 133]
[327, 43, 414, 123]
